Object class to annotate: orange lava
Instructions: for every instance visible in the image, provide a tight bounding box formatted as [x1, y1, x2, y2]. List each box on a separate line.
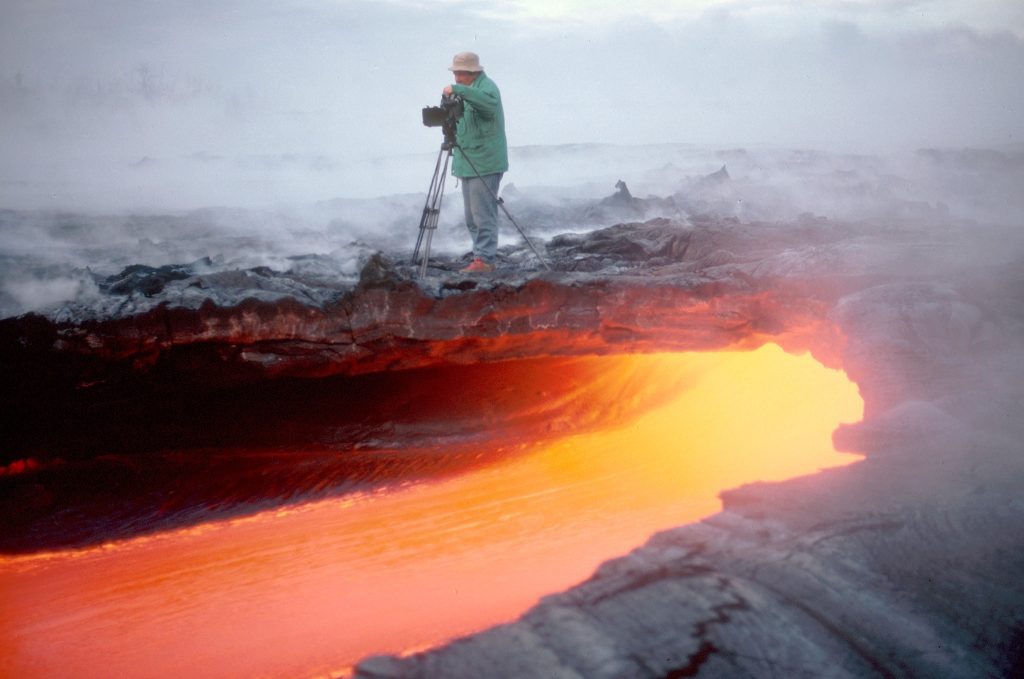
[0, 344, 863, 678]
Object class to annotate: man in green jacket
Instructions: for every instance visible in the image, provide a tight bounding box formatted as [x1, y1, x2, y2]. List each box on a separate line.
[442, 52, 508, 273]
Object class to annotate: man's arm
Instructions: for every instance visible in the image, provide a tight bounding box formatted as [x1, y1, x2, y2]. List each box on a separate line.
[451, 82, 498, 118]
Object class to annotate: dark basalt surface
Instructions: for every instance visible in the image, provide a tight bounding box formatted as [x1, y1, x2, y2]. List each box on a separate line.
[2, 184, 1024, 675]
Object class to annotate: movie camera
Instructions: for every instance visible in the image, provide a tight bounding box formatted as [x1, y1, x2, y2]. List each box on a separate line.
[421, 94, 464, 144]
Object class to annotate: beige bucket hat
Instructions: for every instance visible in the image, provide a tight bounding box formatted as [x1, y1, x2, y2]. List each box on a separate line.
[448, 51, 484, 72]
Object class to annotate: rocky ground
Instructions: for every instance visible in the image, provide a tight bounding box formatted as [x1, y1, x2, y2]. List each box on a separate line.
[2, 170, 1024, 675]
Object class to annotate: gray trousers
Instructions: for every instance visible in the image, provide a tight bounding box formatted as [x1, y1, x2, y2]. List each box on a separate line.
[461, 173, 502, 263]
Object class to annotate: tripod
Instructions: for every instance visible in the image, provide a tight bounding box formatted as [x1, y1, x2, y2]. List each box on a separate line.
[411, 137, 455, 278]
[412, 134, 551, 277]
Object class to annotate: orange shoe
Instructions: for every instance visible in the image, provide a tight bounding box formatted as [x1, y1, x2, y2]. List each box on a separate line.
[460, 258, 495, 273]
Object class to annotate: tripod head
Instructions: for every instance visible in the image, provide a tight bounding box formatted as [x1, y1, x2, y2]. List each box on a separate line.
[422, 93, 463, 149]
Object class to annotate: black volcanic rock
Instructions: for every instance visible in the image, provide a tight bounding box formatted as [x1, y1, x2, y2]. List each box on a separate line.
[697, 163, 731, 186]
[356, 252, 406, 292]
[600, 179, 634, 205]
[104, 262, 198, 296]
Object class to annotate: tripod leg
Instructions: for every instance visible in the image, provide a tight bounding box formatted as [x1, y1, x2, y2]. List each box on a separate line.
[495, 196, 551, 271]
[451, 143, 551, 271]
[412, 146, 448, 265]
[414, 146, 452, 277]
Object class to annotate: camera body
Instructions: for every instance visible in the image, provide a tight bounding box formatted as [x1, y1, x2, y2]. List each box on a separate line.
[422, 93, 464, 129]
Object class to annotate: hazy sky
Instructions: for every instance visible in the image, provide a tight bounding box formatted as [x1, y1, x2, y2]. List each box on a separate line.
[2, 0, 1022, 208]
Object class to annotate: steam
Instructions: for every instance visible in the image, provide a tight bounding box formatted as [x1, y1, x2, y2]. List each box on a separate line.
[3, 1, 1022, 211]
[2, 272, 100, 314]
[1, 1, 1022, 317]
[2, 142, 1022, 318]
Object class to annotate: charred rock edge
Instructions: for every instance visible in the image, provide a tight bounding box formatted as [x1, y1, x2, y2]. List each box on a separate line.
[1, 222, 851, 396]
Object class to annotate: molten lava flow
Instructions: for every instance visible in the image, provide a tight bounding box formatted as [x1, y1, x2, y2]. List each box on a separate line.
[0, 344, 863, 678]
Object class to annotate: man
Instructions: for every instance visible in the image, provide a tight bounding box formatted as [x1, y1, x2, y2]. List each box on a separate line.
[442, 52, 508, 273]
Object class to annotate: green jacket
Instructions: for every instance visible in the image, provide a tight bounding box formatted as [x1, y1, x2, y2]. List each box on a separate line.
[451, 72, 508, 177]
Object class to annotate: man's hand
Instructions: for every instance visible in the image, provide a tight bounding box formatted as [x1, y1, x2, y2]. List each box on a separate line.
[443, 85, 453, 96]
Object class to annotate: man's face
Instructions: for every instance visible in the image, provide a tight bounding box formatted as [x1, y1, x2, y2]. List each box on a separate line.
[453, 70, 477, 85]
